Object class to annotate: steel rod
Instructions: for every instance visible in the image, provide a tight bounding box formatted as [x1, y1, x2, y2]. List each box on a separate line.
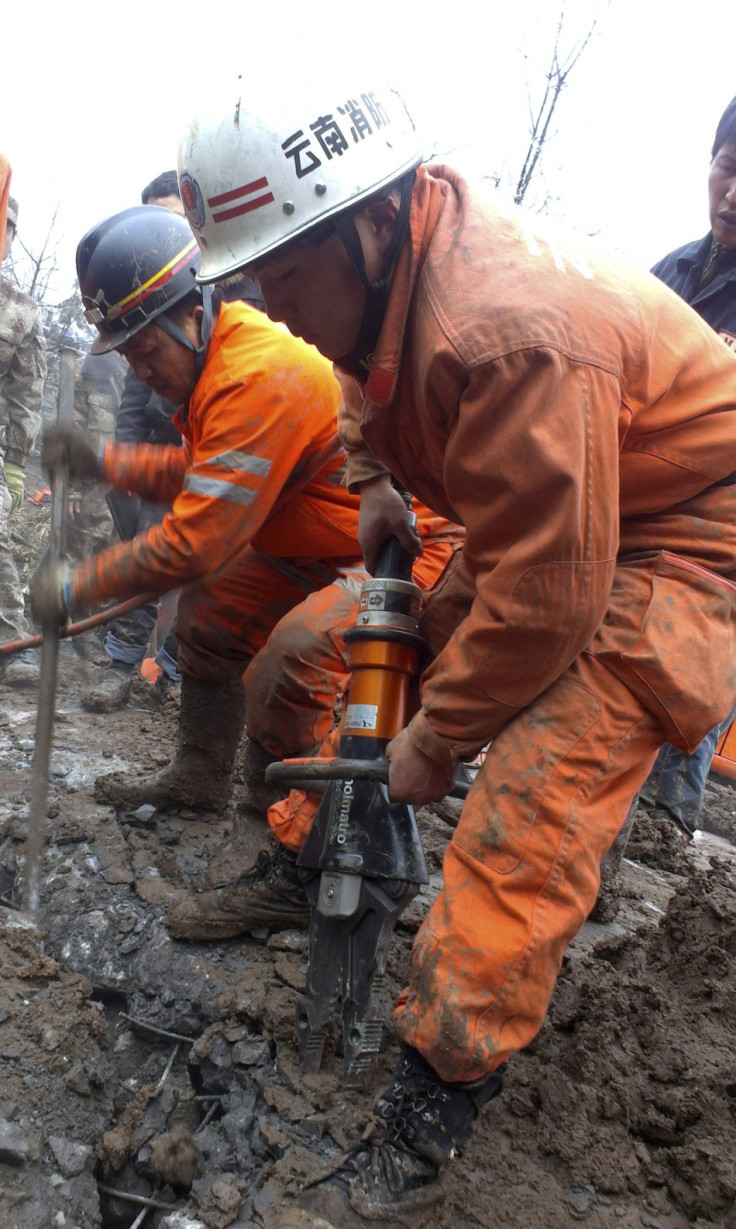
[21, 347, 76, 918]
[154, 1043, 181, 1094]
[0, 592, 160, 657]
[119, 1012, 195, 1044]
[98, 1185, 175, 1211]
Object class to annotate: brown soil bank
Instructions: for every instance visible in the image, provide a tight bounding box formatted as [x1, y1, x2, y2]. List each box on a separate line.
[512, 862, 736, 1225]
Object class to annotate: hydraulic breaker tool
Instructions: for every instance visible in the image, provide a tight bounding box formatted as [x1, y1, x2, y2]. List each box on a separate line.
[267, 502, 433, 1086]
[22, 346, 77, 919]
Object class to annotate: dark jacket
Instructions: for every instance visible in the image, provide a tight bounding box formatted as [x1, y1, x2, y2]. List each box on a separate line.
[115, 370, 182, 446]
[652, 235, 736, 352]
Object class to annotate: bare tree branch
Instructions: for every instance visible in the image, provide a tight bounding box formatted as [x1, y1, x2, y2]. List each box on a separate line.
[13, 203, 61, 300]
[514, 5, 605, 206]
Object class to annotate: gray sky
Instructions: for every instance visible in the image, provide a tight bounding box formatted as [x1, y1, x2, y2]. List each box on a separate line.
[3, 0, 735, 301]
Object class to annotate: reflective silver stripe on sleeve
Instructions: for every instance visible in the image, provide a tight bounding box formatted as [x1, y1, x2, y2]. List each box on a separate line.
[184, 474, 258, 505]
[208, 449, 273, 476]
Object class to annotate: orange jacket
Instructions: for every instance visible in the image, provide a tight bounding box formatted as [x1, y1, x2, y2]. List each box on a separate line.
[0, 153, 10, 241]
[340, 165, 736, 762]
[73, 301, 459, 606]
[73, 302, 363, 605]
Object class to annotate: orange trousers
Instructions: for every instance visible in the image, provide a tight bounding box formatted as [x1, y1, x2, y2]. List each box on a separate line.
[391, 650, 662, 1082]
[176, 540, 455, 758]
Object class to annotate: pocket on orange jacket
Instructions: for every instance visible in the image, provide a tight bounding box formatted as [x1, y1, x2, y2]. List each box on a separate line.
[589, 552, 736, 752]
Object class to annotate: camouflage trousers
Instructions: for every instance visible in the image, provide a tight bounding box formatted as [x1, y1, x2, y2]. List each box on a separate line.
[65, 485, 113, 565]
[0, 459, 30, 643]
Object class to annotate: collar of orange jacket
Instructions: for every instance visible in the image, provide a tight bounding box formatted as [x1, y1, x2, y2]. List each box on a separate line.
[363, 164, 449, 407]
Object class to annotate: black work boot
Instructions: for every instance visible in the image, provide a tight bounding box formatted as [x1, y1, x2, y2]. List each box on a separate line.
[3, 648, 40, 689]
[279, 1046, 505, 1227]
[82, 662, 134, 713]
[648, 803, 697, 839]
[165, 843, 311, 941]
[95, 675, 246, 812]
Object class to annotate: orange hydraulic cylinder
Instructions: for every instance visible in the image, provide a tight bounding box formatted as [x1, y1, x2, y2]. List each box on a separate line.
[343, 638, 420, 742]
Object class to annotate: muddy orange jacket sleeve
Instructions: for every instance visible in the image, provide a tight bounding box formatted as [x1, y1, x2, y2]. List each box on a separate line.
[407, 347, 622, 764]
[99, 440, 188, 504]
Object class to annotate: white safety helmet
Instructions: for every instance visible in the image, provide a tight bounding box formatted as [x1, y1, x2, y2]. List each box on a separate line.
[179, 77, 423, 282]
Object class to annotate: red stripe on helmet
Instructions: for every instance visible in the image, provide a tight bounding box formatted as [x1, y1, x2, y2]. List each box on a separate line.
[212, 192, 275, 223]
[207, 178, 270, 208]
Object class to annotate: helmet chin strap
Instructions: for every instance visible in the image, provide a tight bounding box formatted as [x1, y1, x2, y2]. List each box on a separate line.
[334, 170, 415, 374]
[157, 285, 216, 380]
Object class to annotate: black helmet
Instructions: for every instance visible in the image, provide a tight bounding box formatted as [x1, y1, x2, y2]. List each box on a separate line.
[77, 206, 201, 355]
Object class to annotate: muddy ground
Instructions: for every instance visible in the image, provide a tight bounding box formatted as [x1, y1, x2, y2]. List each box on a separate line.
[1, 496, 735, 1229]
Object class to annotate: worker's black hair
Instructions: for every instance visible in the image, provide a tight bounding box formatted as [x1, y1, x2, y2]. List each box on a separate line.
[141, 170, 180, 204]
[712, 97, 736, 159]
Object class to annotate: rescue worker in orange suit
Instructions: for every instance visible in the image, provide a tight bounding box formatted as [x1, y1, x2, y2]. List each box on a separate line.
[0, 154, 10, 239]
[173, 78, 736, 1228]
[30, 205, 459, 824]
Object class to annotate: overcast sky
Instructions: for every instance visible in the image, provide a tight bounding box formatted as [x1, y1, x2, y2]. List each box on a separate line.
[3, 0, 735, 301]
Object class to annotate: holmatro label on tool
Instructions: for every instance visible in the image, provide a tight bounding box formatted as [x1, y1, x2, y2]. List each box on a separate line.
[345, 703, 378, 730]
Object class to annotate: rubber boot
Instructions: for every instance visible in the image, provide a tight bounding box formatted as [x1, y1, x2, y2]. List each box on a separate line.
[276, 1046, 505, 1228]
[96, 675, 246, 812]
[239, 736, 285, 821]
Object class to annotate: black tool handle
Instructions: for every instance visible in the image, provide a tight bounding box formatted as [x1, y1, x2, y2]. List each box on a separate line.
[374, 482, 415, 582]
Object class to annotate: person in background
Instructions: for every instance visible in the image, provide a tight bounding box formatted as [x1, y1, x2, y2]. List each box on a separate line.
[639, 94, 736, 838]
[67, 348, 126, 565]
[0, 154, 10, 236]
[0, 193, 47, 688]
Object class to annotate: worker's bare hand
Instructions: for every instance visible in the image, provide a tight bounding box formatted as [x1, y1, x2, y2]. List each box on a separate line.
[29, 558, 74, 626]
[41, 425, 100, 481]
[358, 475, 423, 574]
[386, 727, 457, 805]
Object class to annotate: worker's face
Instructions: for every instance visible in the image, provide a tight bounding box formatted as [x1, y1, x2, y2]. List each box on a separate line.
[252, 231, 367, 360]
[2, 221, 15, 263]
[250, 200, 397, 362]
[146, 194, 186, 218]
[117, 313, 198, 405]
[709, 141, 736, 247]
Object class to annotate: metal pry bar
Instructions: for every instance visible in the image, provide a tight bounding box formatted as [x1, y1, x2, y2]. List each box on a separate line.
[22, 346, 77, 919]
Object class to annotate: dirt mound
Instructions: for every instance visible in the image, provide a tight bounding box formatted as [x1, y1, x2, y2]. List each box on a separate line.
[626, 805, 693, 874]
[517, 863, 736, 1222]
